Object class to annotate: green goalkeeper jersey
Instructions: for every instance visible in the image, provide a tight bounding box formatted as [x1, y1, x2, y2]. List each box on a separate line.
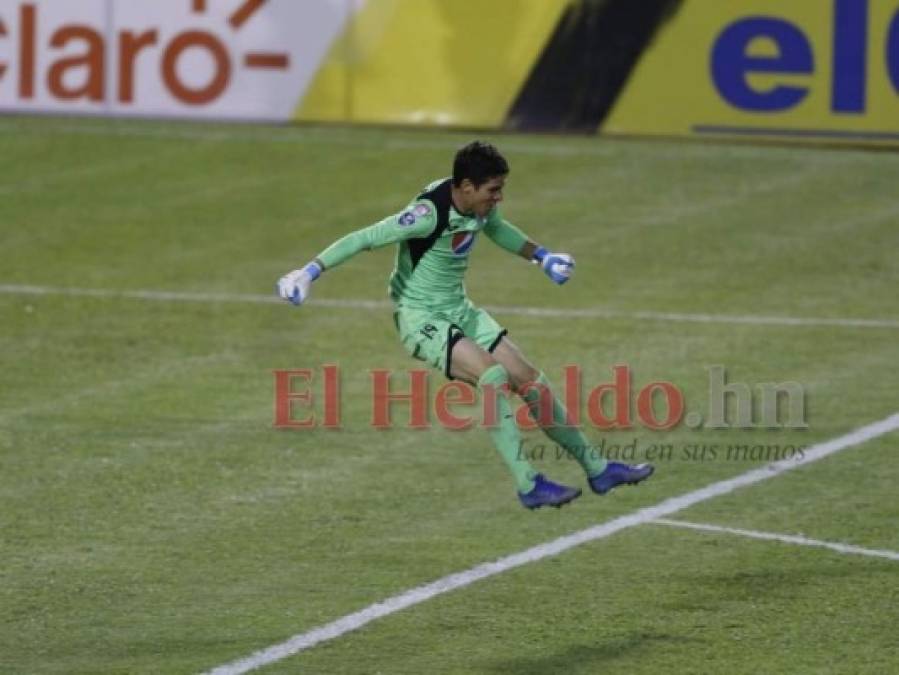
[316, 178, 529, 311]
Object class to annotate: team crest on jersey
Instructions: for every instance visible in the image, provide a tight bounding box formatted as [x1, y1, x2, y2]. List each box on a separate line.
[397, 211, 416, 226]
[451, 231, 475, 256]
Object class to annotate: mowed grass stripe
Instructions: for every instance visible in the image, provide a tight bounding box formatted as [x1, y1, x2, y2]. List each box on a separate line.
[204, 412, 899, 675]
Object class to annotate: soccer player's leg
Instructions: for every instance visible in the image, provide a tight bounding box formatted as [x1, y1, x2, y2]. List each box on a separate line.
[489, 335, 654, 495]
[488, 336, 607, 476]
[393, 309, 455, 373]
[448, 337, 580, 510]
[395, 306, 579, 508]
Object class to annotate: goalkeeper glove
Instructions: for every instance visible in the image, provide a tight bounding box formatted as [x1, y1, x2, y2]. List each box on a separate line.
[276, 261, 322, 306]
[533, 247, 574, 285]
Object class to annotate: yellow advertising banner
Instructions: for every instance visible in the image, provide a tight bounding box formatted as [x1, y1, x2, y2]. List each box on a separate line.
[295, 0, 570, 127]
[604, 0, 899, 145]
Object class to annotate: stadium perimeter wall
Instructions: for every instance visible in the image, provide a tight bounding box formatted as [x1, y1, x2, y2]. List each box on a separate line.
[1, 0, 897, 147]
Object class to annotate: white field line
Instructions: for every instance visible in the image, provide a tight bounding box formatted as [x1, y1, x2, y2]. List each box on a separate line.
[203, 412, 899, 675]
[3, 284, 898, 330]
[652, 518, 899, 561]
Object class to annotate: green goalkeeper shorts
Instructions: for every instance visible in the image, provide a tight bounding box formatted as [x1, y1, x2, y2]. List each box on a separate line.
[393, 300, 507, 379]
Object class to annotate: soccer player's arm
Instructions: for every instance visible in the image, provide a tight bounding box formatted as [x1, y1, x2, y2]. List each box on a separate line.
[276, 201, 437, 305]
[482, 207, 574, 285]
[482, 207, 539, 260]
[314, 201, 437, 271]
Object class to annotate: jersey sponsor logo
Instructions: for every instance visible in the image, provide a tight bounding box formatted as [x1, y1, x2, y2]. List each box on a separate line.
[413, 203, 432, 217]
[451, 231, 475, 256]
[397, 211, 416, 226]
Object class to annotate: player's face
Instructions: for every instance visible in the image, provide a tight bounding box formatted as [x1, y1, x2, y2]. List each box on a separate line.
[465, 176, 505, 217]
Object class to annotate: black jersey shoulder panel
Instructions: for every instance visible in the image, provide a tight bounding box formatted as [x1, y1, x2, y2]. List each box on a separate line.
[408, 179, 452, 269]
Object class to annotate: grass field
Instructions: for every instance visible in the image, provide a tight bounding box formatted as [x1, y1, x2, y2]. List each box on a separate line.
[1, 116, 897, 674]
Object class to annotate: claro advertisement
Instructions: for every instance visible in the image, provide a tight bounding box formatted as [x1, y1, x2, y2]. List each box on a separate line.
[0, 0, 353, 119]
[1, 0, 898, 146]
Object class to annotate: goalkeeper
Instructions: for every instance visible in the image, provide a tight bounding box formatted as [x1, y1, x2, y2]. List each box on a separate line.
[277, 141, 653, 509]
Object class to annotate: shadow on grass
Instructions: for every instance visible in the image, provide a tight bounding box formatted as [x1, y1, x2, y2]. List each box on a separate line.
[485, 632, 700, 675]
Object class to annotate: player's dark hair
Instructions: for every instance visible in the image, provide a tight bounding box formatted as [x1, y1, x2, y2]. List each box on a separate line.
[452, 141, 509, 187]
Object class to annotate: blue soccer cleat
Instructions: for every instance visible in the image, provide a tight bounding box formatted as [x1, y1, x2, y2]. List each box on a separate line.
[518, 474, 582, 510]
[588, 462, 655, 495]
